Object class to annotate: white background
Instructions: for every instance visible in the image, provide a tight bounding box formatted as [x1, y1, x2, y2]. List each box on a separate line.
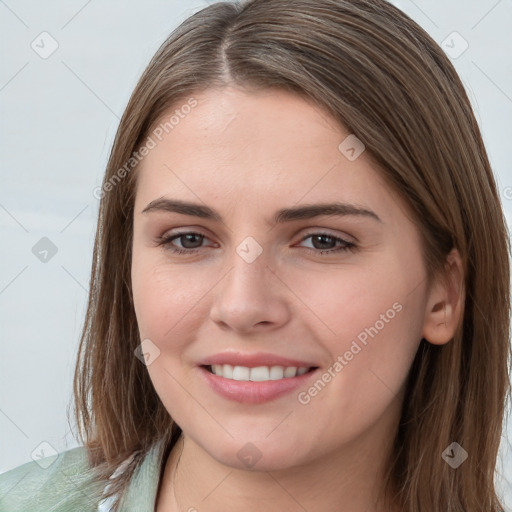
[1, 0, 511, 507]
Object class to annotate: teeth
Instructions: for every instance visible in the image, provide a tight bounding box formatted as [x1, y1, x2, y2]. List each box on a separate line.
[232, 366, 250, 381]
[222, 364, 233, 379]
[249, 366, 270, 381]
[284, 366, 297, 378]
[209, 364, 311, 381]
[269, 366, 285, 380]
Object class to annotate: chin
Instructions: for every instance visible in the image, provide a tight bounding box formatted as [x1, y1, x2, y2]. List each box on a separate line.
[193, 432, 310, 472]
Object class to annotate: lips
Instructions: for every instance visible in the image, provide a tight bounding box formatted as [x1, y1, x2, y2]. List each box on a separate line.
[197, 351, 320, 404]
[199, 351, 318, 369]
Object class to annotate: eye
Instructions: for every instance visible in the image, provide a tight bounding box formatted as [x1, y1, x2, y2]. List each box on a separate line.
[155, 231, 357, 256]
[156, 232, 214, 254]
[296, 233, 357, 255]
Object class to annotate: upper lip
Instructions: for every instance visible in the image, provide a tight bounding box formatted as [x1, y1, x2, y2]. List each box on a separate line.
[199, 352, 318, 368]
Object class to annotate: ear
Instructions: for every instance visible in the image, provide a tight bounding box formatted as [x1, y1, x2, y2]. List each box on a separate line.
[422, 248, 465, 345]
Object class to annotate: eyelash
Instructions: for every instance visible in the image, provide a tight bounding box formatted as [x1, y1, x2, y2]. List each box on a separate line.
[155, 231, 357, 256]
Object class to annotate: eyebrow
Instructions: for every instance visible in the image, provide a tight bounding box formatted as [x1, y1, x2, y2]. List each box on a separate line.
[141, 198, 382, 224]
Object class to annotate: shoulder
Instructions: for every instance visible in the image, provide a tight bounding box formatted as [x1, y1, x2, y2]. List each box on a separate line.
[0, 446, 105, 512]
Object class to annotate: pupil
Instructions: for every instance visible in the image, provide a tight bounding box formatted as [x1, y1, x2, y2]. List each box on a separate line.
[313, 234, 334, 249]
[182, 234, 203, 248]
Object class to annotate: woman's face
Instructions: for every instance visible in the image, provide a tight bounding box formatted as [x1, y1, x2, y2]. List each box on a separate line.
[131, 86, 430, 471]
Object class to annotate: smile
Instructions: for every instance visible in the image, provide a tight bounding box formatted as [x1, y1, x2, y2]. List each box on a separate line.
[199, 364, 319, 404]
[207, 364, 312, 381]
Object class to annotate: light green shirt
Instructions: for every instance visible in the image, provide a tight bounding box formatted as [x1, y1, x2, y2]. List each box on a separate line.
[0, 439, 167, 512]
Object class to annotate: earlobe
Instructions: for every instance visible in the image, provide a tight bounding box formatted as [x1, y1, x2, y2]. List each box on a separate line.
[422, 248, 465, 346]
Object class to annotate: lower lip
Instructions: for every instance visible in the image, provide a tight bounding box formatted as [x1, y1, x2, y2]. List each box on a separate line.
[198, 366, 319, 404]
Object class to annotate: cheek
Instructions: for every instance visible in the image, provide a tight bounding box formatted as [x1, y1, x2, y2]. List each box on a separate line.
[131, 258, 217, 422]
[287, 255, 425, 391]
[280, 257, 417, 343]
[131, 257, 215, 346]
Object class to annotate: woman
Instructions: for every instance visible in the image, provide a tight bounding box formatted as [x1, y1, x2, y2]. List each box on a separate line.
[1, 0, 510, 510]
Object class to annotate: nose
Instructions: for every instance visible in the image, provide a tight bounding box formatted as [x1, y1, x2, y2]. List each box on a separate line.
[209, 247, 291, 334]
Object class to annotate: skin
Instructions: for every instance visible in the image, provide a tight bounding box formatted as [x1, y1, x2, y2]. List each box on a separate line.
[130, 86, 464, 511]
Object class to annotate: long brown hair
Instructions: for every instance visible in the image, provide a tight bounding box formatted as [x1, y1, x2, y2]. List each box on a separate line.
[71, 0, 511, 510]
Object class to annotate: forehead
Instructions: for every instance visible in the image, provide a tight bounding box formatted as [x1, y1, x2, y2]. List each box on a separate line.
[134, 86, 403, 221]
